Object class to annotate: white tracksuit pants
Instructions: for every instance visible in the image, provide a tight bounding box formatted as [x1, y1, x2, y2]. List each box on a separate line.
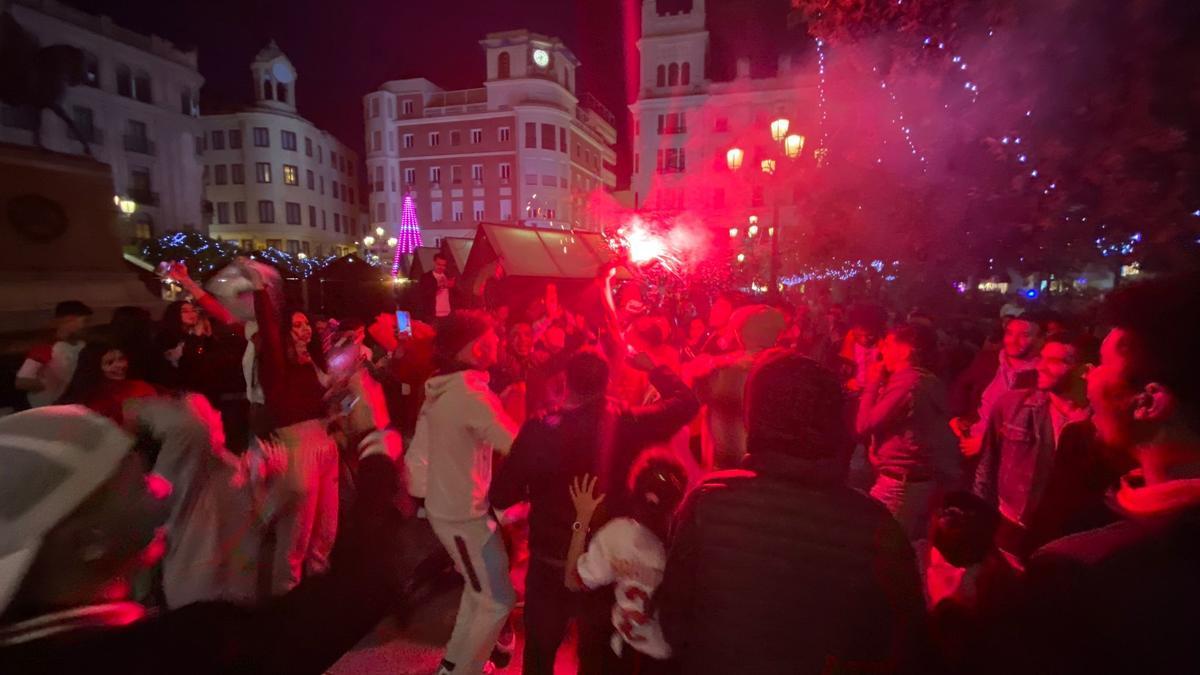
[430, 514, 516, 674]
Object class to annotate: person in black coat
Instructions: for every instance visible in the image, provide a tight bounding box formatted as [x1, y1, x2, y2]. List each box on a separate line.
[417, 253, 458, 323]
[490, 348, 700, 675]
[657, 350, 930, 675]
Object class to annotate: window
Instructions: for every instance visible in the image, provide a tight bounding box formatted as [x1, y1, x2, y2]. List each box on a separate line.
[253, 127, 269, 147]
[560, 127, 568, 152]
[525, 122, 537, 148]
[283, 164, 298, 185]
[656, 64, 665, 87]
[215, 202, 230, 224]
[656, 148, 685, 173]
[229, 129, 242, 149]
[226, 164, 242, 185]
[258, 200, 275, 223]
[668, 63, 679, 86]
[391, 167, 397, 192]
[541, 123, 556, 150]
[331, 150, 338, 167]
[339, 155, 346, 172]
[305, 137, 313, 156]
[116, 65, 133, 97]
[497, 51, 511, 79]
[470, 128, 482, 144]
[276, 82, 288, 102]
[500, 199, 512, 221]
[306, 205, 315, 227]
[71, 106, 96, 142]
[452, 202, 464, 222]
[307, 169, 314, 190]
[195, 134, 205, 155]
[334, 213, 341, 232]
[214, 165, 228, 185]
[319, 176, 324, 194]
[281, 130, 297, 151]
[124, 120, 151, 154]
[376, 203, 386, 221]
[374, 166, 384, 191]
[262, 80, 273, 100]
[133, 72, 152, 103]
[403, 133, 414, 148]
[404, 168, 415, 185]
[285, 239, 299, 255]
[471, 164, 483, 182]
[321, 210, 327, 229]
[429, 132, 440, 147]
[285, 202, 301, 224]
[389, 131, 396, 152]
[210, 130, 225, 150]
[634, 153, 639, 174]
[402, 99, 414, 115]
[266, 239, 281, 250]
[473, 201, 484, 222]
[525, 173, 537, 185]
[430, 166, 441, 184]
[541, 174, 556, 186]
[234, 201, 247, 224]
[451, 165, 462, 184]
[318, 145, 323, 163]
[682, 62, 691, 86]
[332, 180, 339, 200]
[83, 52, 99, 87]
[450, 130, 461, 146]
[371, 98, 380, 117]
[255, 162, 272, 183]
[499, 163, 511, 181]
[431, 202, 443, 222]
[499, 127, 511, 142]
[372, 131, 382, 152]
[180, 89, 196, 116]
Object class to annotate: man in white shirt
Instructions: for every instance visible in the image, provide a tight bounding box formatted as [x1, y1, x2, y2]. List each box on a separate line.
[14, 301, 91, 408]
[419, 253, 457, 323]
[407, 311, 517, 675]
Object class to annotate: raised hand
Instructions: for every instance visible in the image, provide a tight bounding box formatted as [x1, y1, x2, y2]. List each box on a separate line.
[569, 474, 606, 526]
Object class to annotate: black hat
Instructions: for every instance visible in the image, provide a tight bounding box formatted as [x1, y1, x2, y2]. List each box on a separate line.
[54, 301, 93, 318]
[434, 310, 492, 365]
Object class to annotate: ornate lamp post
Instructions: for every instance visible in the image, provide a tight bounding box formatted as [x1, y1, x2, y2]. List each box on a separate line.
[726, 119, 806, 299]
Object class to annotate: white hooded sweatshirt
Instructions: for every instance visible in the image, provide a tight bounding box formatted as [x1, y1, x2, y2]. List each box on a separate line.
[406, 369, 517, 521]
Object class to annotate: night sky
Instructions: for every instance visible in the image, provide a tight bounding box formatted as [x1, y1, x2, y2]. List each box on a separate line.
[62, 0, 796, 189]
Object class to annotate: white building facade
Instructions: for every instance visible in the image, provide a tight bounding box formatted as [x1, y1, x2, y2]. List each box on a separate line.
[629, 0, 817, 219]
[0, 0, 206, 239]
[364, 30, 617, 243]
[200, 43, 361, 258]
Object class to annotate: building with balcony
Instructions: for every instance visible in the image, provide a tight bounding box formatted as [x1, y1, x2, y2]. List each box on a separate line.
[629, 0, 817, 218]
[363, 29, 618, 243]
[200, 42, 361, 258]
[0, 0, 206, 239]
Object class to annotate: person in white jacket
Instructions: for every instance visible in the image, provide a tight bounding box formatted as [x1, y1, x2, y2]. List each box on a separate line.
[406, 310, 518, 675]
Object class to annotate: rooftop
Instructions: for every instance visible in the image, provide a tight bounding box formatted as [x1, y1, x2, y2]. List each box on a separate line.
[12, 0, 198, 70]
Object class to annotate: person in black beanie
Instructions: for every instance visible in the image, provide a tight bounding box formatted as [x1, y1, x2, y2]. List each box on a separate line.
[657, 350, 930, 675]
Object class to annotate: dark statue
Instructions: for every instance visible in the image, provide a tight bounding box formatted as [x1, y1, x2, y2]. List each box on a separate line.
[0, 4, 92, 155]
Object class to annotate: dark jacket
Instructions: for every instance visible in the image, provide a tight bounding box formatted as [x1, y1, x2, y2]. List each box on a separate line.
[1010, 502, 1200, 675]
[972, 389, 1065, 527]
[490, 366, 699, 563]
[417, 270, 457, 321]
[857, 366, 962, 486]
[0, 452, 421, 675]
[657, 452, 930, 675]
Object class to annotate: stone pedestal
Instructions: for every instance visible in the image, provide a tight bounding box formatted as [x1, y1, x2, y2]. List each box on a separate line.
[0, 143, 162, 334]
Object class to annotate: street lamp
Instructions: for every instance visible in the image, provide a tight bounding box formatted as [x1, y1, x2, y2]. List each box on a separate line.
[363, 235, 375, 247]
[726, 147, 745, 172]
[118, 199, 136, 215]
[760, 159, 777, 176]
[770, 117, 790, 142]
[375, 226, 385, 237]
[387, 237, 398, 247]
[784, 134, 805, 159]
[729, 227, 739, 238]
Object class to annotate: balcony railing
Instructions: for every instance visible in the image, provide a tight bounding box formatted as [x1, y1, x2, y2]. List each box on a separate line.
[123, 135, 156, 155]
[127, 188, 160, 206]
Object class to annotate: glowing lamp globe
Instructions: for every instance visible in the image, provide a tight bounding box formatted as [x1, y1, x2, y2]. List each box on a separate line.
[729, 227, 739, 238]
[118, 199, 136, 215]
[297, 252, 307, 260]
[375, 226, 385, 237]
[748, 224, 759, 237]
[736, 253, 746, 263]
[784, 134, 805, 159]
[363, 236, 375, 247]
[387, 237, 398, 247]
[770, 117, 790, 142]
[749, 215, 759, 225]
[726, 147, 744, 171]
[761, 159, 776, 175]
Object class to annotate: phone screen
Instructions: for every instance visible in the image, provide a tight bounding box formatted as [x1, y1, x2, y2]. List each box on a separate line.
[395, 310, 412, 336]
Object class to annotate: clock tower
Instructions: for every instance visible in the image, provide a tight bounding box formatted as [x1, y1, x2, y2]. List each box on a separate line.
[251, 40, 297, 112]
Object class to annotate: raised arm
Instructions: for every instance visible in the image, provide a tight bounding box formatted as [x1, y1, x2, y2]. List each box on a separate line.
[856, 367, 916, 436]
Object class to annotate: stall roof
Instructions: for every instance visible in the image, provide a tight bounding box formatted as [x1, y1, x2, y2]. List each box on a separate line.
[442, 237, 474, 273]
[407, 246, 442, 280]
[463, 223, 630, 280]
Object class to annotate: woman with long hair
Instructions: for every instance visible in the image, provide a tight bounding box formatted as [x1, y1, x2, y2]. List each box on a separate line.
[564, 452, 688, 675]
[58, 339, 157, 425]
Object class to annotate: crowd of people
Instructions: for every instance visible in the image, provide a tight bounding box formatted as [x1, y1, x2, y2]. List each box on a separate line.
[1, 254, 1198, 675]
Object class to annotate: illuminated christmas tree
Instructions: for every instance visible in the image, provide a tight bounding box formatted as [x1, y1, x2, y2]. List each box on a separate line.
[392, 191, 424, 276]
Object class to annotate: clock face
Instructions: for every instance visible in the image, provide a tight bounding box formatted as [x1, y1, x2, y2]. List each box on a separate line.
[532, 48, 550, 68]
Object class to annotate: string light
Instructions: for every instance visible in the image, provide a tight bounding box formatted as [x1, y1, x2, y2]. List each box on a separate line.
[814, 38, 831, 159]
[879, 79, 927, 172]
[392, 192, 424, 276]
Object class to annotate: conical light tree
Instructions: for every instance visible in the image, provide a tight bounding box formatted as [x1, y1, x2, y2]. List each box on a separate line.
[392, 191, 425, 276]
